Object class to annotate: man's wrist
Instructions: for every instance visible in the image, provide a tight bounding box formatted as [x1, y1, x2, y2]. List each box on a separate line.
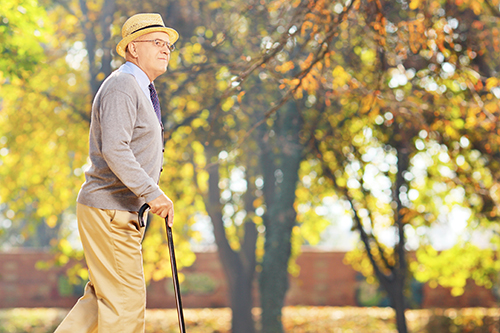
[144, 188, 164, 203]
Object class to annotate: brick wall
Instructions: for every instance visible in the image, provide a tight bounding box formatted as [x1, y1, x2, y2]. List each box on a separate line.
[0, 250, 496, 309]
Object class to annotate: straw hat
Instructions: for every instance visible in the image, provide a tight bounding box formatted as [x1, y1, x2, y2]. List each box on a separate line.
[116, 13, 179, 58]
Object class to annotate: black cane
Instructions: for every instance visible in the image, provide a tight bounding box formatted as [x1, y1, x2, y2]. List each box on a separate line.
[139, 203, 186, 333]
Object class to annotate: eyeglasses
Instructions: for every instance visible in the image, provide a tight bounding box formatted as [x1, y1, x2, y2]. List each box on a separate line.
[134, 39, 175, 52]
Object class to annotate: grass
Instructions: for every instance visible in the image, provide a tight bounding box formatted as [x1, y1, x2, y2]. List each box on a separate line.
[0, 307, 499, 332]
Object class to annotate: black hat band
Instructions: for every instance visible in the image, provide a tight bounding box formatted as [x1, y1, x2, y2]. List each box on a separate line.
[132, 24, 164, 34]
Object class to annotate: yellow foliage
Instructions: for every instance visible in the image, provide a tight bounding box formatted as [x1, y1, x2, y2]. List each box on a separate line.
[301, 72, 319, 93]
[293, 87, 304, 99]
[192, 43, 202, 53]
[252, 215, 263, 225]
[237, 91, 246, 103]
[301, 53, 314, 71]
[332, 65, 351, 89]
[485, 101, 499, 114]
[470, 0, 483, 15]
[275, 61, 295, 73]
[186, 100, 200, 112]
[208, 1, 221, 9]
[360, 94, 375, 113]
[180, 163, 194, 179]
[191, 118, 206, 129]
[197, 170, 209, 192]
[301, 21, 313, 35]
[486, 77, 499, 90]
[46, 215, 58, 228]
[253, 197, 263, 208]
[221, 97, 234, 112]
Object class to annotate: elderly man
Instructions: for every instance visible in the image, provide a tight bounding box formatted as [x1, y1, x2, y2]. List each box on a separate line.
[55, 13, 177, 333]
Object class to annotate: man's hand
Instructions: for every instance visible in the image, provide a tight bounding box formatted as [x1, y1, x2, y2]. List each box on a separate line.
[148, 193, 174, 227]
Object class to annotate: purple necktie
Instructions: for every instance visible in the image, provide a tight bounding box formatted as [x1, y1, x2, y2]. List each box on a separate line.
[148, 83, 162, 124]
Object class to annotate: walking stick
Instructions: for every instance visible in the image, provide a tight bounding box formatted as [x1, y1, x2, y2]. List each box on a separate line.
[139, 203, 186, 333]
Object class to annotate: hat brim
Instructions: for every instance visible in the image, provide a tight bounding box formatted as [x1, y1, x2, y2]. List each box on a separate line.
[116, 27, 179, 58]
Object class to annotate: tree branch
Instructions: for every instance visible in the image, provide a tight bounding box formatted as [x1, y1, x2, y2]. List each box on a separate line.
[311, 136, 392, 282]
[484, 0, 500, 18]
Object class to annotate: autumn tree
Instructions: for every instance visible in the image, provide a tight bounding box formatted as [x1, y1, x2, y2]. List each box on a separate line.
[290, 1, 500, 332]
[404, 0, 500, 299]
[0, 0, 89, 250]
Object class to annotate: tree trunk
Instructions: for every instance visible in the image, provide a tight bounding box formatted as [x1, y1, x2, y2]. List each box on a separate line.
[231, 253, 257, 333]
[79, 0, 115, 97]
[259, 102, 303, 333]
[393, 295, 408, 333]
[384, 277, 408, 333]
[390, 126, 410, 333]
[259, 207, 296, 333]
[205, 148, 257, 333]
[373, 134, 410, 333]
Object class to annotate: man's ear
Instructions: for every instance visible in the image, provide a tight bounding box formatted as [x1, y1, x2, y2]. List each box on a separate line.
[127, 42, 139, 58]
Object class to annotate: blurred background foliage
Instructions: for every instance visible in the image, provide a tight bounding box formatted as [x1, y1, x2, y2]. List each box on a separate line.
[1, 0, 500, 332]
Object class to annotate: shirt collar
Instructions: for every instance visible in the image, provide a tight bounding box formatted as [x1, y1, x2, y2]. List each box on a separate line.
[118, 62, 152, 101]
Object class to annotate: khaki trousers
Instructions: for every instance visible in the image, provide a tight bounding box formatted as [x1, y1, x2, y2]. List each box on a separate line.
[55, 203, 146, 333]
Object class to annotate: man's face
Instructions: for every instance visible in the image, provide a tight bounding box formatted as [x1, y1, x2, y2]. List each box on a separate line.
[131, 32, 172, 81]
